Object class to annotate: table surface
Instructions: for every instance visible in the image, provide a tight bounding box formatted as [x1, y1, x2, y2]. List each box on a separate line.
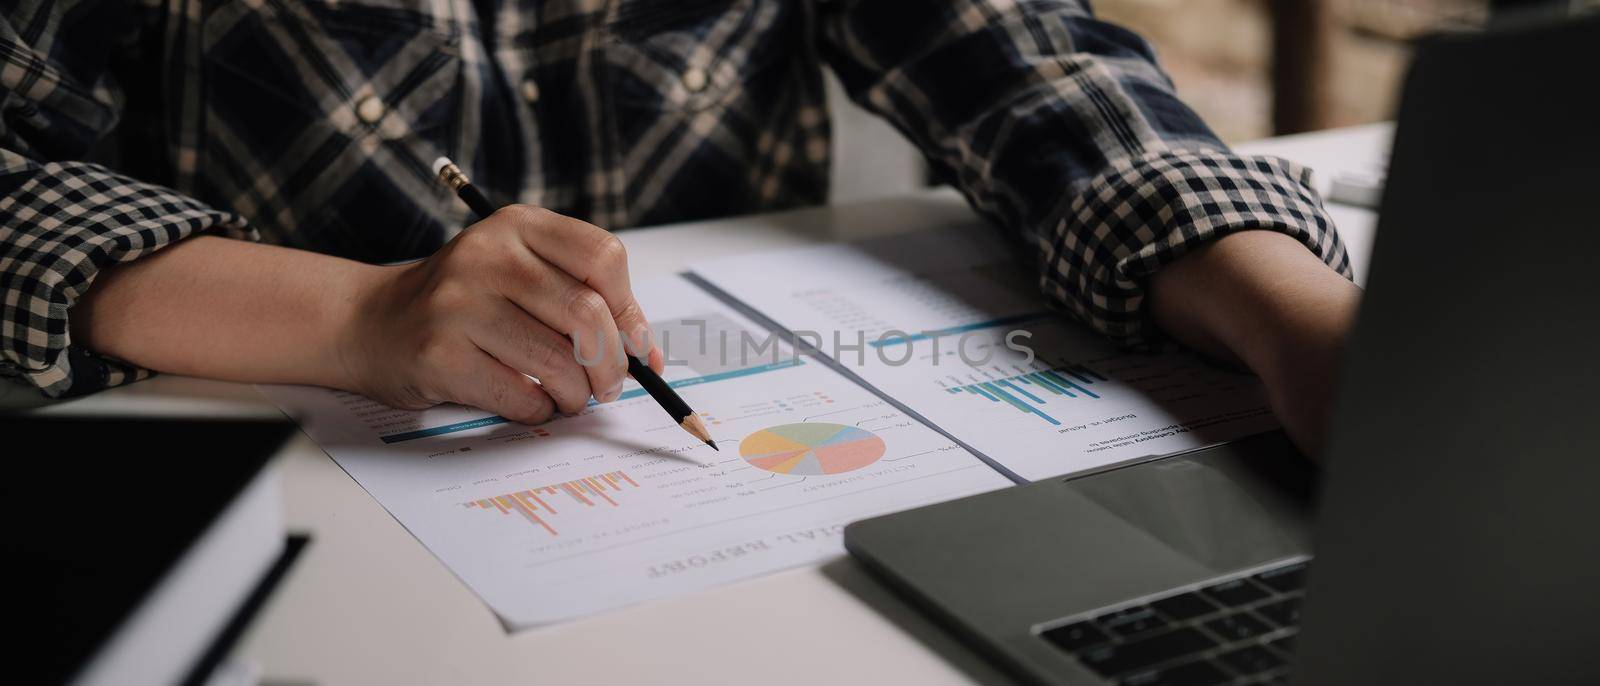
[10, 124, 1392, 685]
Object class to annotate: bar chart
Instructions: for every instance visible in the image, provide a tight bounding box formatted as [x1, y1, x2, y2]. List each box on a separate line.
[943, 364, 1108, 426]
[464, 471, 641, 537]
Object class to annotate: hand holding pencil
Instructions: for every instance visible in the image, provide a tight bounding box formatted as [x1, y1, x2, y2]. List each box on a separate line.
[332, 159, 680, 437]
[427, 157, 715, 449]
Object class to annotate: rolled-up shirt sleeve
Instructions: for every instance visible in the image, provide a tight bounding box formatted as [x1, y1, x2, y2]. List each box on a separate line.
[819, 0, 1353, 346]
[1, 1, 252, 397]
[0, 155, 250, 396]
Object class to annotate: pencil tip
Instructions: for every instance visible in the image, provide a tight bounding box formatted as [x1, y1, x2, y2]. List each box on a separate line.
[681, 414, 716, 449]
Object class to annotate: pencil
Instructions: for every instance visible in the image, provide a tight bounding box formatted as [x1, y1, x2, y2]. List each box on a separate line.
[431, 157, 717, 451]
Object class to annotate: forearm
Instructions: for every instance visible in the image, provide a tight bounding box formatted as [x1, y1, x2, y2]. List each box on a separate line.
[820, 1, 1352, 349]
[1150, 231, 1356, 372]
[1149, 230, 1361, 452]
[70, 235, 381, 389]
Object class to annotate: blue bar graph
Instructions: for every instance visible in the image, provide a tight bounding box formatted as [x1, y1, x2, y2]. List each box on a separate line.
[379, 358, 805, 443]
[943, 364, 1108, 426]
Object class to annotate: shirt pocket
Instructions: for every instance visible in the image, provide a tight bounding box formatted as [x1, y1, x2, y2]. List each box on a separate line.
[199, 0, 464, 261]
[604, 0, 797, 113]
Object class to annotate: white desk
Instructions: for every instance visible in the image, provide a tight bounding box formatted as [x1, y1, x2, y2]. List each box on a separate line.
[9, 124, 1391, 685]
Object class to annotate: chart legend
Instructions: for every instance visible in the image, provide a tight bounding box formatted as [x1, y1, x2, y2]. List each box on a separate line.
[464, 471, 640, 536]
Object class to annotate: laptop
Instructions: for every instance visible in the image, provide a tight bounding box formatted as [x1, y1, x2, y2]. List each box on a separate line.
[843, 13, 1600, 686]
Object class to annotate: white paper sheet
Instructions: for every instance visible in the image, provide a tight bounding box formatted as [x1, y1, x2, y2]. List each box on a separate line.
[692, 224, 1279, 482]
[260, 276, 1009, 628]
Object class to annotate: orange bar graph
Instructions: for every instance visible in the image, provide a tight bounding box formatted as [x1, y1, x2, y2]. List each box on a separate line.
[463, 470, 639, 537]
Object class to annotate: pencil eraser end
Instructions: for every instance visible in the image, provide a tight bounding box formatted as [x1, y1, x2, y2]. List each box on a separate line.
[431, 157, 452, 176]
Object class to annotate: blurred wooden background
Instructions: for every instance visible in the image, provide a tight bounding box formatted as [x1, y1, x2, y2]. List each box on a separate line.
[827, 0, 1496, 202]
[1097, 0, 1490, 140]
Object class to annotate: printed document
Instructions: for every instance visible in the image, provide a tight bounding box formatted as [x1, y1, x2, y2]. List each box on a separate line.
[260, 277, 1008, 628]
[692, 224, 1278, 481]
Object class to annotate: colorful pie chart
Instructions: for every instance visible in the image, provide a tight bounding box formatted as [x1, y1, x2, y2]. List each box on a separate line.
[739, 423, 887, 475]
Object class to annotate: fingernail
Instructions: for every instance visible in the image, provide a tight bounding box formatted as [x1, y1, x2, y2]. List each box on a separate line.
[603, 380, 624, 403]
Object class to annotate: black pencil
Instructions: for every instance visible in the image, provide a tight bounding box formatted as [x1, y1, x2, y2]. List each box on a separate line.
[431, 156, 717, 451]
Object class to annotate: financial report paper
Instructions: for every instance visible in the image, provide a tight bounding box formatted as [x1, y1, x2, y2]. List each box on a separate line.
[260, 277, 1009, 628]
[692, 224, 1278, 482]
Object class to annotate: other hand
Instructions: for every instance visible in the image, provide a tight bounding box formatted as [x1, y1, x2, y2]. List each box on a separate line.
[1150, 230, 1362, 456]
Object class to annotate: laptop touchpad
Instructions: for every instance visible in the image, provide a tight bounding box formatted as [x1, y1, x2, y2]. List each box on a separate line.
[1067, 444, 1313, 572]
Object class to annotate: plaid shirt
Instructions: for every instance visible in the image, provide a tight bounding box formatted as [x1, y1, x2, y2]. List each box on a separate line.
[1, 0, 1350, 397]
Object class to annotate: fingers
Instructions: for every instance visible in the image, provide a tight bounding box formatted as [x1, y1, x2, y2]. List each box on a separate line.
[469, 300, 597, 414]
[444, 205, 659, 402]
[493, 243, 629, 403]
[608, 291, 658, 365]
[495, 206, 660, 364]
[442, 348, 559, 426]
[645, 339, 664, 374]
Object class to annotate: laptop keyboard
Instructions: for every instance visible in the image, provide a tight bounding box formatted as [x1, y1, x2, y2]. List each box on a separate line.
[1038, 558, 1309, 685]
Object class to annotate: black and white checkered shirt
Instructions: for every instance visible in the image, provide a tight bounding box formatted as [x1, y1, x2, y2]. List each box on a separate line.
[0, 0, 1350, 397]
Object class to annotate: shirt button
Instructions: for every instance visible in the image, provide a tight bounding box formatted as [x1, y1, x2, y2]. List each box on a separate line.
[682, 67, 708, 93]
[520, 77, 541, 104]
[356, 96, 385, 124]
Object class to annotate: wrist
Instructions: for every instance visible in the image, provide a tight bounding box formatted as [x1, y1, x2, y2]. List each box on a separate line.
[1254, 275, 1360, 411]
[328, 261, 398, 394]
[1149, 229, 1360, 454]
[1151, 230, 1355, 378]
[1231, 254, 1360, 390]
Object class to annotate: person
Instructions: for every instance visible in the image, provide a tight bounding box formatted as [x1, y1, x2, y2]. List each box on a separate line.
[0, 1, 1359, 454]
